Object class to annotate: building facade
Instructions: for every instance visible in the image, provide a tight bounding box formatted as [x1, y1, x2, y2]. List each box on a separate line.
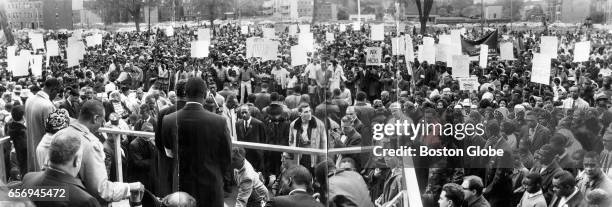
[315, 2, 337, 21]
[5, 0, 43, 30]
[43, 0, 73, 29]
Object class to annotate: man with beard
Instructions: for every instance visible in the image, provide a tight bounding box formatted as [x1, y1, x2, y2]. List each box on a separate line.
[577, 151, 612, 196]
[265, 165, 323, 207]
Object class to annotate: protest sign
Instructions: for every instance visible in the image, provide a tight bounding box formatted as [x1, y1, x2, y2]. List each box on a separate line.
[422, 37, 436, 63]
[165, 27, 174, 36]
[29, 33, 44, 50]
[500, 42, 515, 60]
[86, 34, 103, 47]
[392, 37, 405, 55]
[326, 32, 334, 42]
[452, 55, 470, 78]
[298, 33, 314, 52]
[191, 41, 210, 58]
[291, 45, 308, 66]
[31, 55, 43, 77]
[531, 53, 551, 85]
[289, 25, 298, 35]
[198, 28, 211, 41]
[8, 55, 29, 77]
[370, 24, 384, 41]
[479, 44, 488, 68]
[299, 24, 310, 33]
[439, 35, 451, 45]
[339, 24, 346, 32]
[540, 36, 558, 59]
[261, 41, 279, 61]
[366, 47, 382, 65]
[67, 45, 81, 67]
[436, 44, 448, 63]
[457, 77, 480, 91]
[462, 30, 498, 56]
[417, 45, 424, 62]
[573, 41, 590, 62]
[405, 35, 414, 61]
[263, 28, 275, 39]
[241, 26, 249, 34]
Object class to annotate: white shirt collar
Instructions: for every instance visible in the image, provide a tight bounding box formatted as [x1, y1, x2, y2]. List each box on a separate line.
[288, 188, 307, 196]
[526, 190, 543, 198]
[186, 102, 203, 106]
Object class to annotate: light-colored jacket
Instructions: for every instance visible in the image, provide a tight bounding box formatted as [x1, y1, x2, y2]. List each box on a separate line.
[25, 91, 56, 172]
[61, 122, 131, 205]
[234, 160, 268, 207]
[288, 117, 328, 168]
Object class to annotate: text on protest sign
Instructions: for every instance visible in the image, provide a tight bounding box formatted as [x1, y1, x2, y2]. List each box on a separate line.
[366, 47, 383, 66]
[457, 77, 480, 91]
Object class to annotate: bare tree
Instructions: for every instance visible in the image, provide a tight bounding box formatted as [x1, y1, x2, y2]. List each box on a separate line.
[94, 0, 160, 32]
[414, 0, 434, 35]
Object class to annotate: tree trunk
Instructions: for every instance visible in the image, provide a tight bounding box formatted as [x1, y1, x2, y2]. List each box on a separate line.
[134, 10, 141, 32]
[420, 18, 427, 34]
[312, 0, 318, 24]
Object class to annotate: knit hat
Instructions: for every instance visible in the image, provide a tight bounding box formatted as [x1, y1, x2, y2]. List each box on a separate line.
[45, 109, 70, 133]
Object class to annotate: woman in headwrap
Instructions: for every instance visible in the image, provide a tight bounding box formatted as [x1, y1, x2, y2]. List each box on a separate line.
[35, 109, 70, 169]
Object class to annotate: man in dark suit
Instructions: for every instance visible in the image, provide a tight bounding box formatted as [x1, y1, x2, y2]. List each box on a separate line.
[531, 144, 564, 204]
[155, 80, 186, 197]
[353, 91, 376, 127]
[236, 105, 266, 172]
[266, 165, 323, 207]
[521, 111, 551, 153]
[162, 77, 231, 207]
[549, 170, 586, 207]
[21, 128, 100, 207]
[58, 88, 81, 119]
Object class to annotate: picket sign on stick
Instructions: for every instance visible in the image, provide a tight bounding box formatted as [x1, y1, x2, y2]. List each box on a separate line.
[531, 53, 551, 85]
[366, 47, 382, 66]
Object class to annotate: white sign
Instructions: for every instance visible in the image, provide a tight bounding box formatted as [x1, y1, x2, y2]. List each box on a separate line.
[439, 35, 451, 45]
[191, 41, 210, 58]
[436, 44, 449, 63]
[263, 28, 275, 39]
[370, 24, 385, 41]
[46, 40, 60, 57]
[500, 42, 515, 60]
[165, 27, 174, 36]
[366, 47, 382, 65]
[299, 25, 310, 33]
[29, 33, 45, 50]
[457, 77, 480, 91]
[197, 28, 211, 41]
[298, 33, 314, 52]
[405, 35, 414, 61]
[289, 25, 298, 36]
[8, 55, 29, 77]
[479, 44, 488, 68]
[422, 37, 436, 63]
[452, 55, 470, 78]
[339, 24, 346, 32]
[67, 45, 81, 67]
[417, 45, 424, 62]
[531, 53, 551, 85]
[392, 37, 405, 55]
[326, 32, 335, 42]
[241, 26, 249, 34]
[540, 36, 558, 59]
[291, 45, 308, 66]
[573, 41, 590, 62]
[86, 34, 103, 47]
[31, 55, 43, 77]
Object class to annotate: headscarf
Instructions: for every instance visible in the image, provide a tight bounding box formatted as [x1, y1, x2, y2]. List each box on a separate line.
[45, 109, 70, 134]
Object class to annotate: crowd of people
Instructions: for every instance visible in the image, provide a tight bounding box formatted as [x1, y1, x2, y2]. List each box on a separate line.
[0, 20, 612, 207]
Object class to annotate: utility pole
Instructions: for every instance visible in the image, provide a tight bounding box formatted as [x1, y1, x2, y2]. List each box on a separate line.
[357, 0, 361, 22]
[481, 0, 484, 33]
